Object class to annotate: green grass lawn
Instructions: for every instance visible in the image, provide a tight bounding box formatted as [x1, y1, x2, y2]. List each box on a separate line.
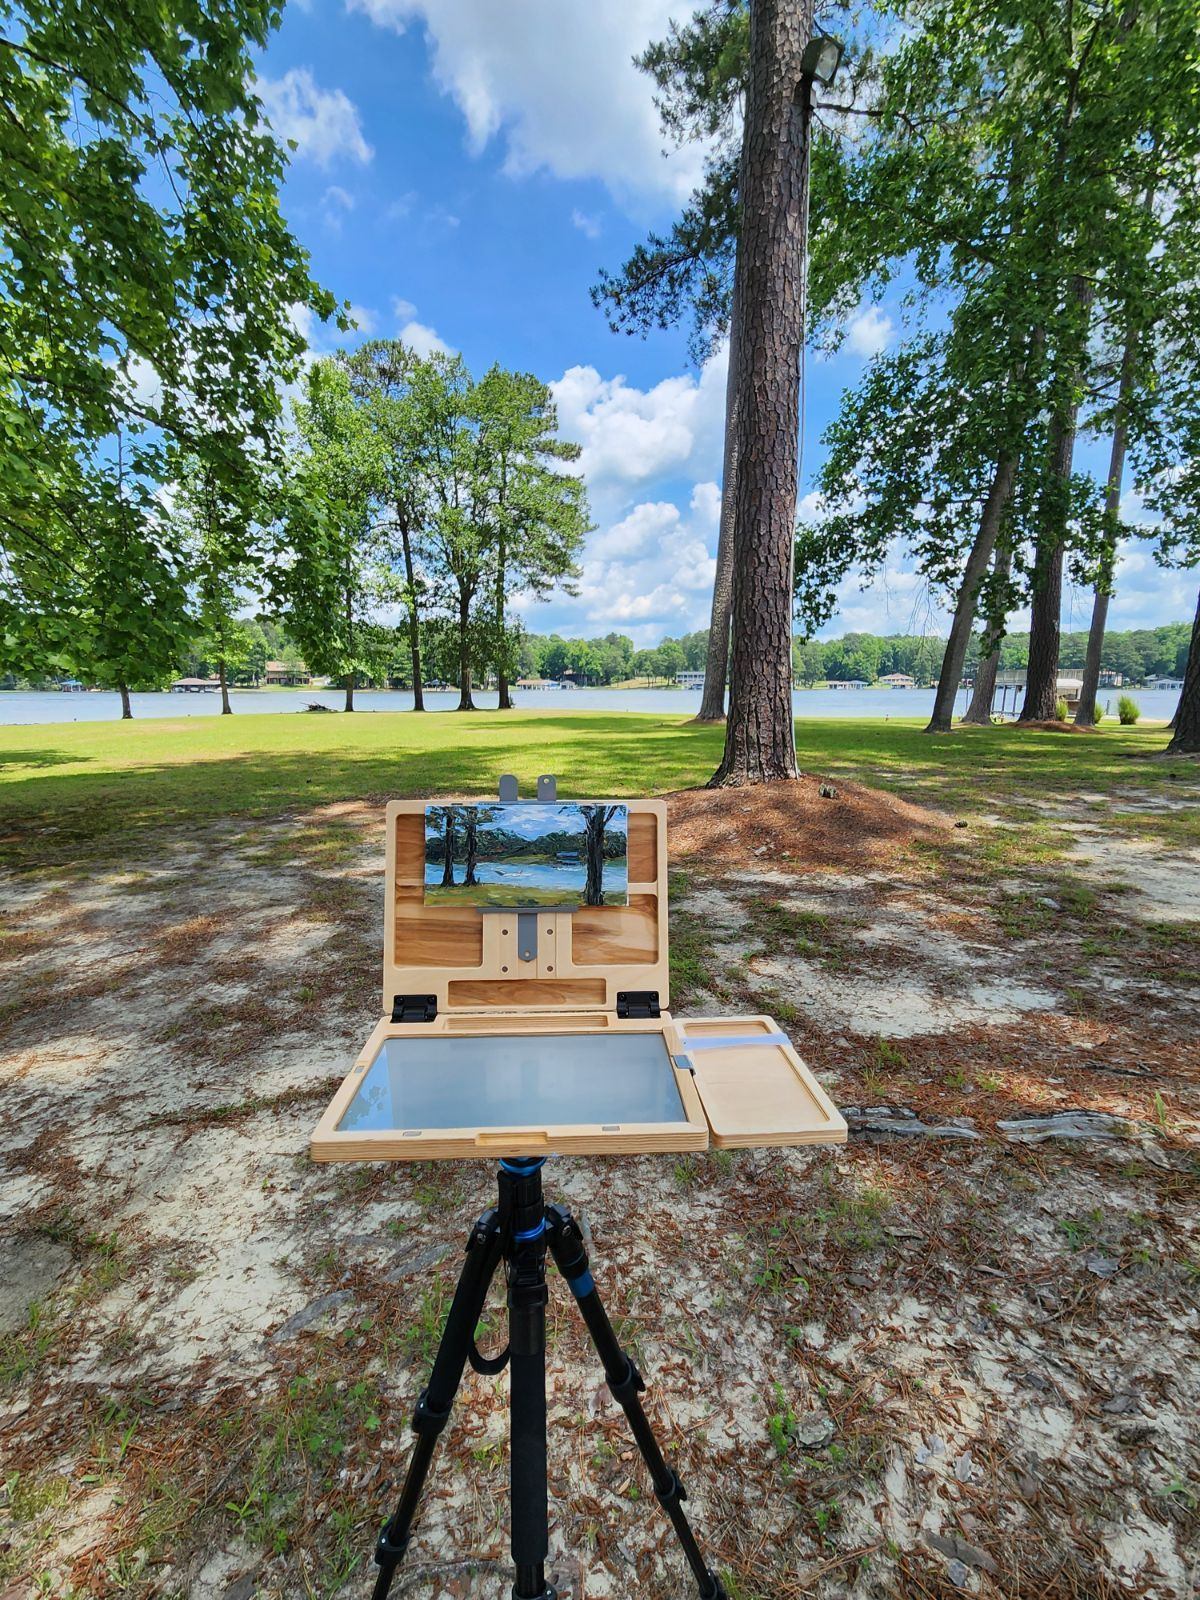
[0, 708, 1190, 868]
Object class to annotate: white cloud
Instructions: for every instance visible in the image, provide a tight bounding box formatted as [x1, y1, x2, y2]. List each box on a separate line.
[845, 305, 894, 359]
[571, 208, 602, 239]
[386, 296, 454, 356]
[346, 303, 377, 333]
[400, 320, 450, 357]
[321, 183, 357, 230]
[257, 68, 373, 169]
[552, 345, 728, 521]
[344, 0, 708, 204]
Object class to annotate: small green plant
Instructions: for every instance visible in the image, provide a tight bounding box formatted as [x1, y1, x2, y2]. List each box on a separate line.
[673, 1154, 699, 1190]
[1092, 702, 1105, 724]
[1118, 694, 1141, 725]
[872, 1037, 908, 1073]
[766, 1383, 797, 1458]
[1054, 697, 1069, 722]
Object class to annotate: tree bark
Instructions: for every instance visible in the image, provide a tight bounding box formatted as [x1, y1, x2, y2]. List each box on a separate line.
[494, 458, 513, 710]
[218, 658, 232, 715]
[344, 673, 355, 712]
[710, 0, 812, 786]
[397, 515, 424, 711]
[583, 805, 615, 906]
[962, 541, 1013, 725]
[118, 682, 132, 720]
[456, 586, 475, 711]
[1075, 335, 1136, 727]
[463, 811, 479, 886]
[1021, 281, 1091, 723]
[925, 454, 1018, 733]
[695, 238, 743, 722]
[440, 808, 456, 886]
[1166, 587, 1200, 755]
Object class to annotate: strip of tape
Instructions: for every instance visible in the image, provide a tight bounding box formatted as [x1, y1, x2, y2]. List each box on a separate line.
[683, 1032, 790, 1052]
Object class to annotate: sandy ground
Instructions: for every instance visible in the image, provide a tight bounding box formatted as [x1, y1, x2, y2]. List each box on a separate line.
[1, 780, 1199, 1600]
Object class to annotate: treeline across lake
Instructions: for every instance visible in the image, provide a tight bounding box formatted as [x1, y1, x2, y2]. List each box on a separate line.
[9, 619, 1189, 697]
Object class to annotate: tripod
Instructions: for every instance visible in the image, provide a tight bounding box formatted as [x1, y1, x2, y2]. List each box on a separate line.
[371, 1157, 728, 1600]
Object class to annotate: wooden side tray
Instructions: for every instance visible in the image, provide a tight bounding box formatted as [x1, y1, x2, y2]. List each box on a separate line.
[677, 1016, 847, 1148]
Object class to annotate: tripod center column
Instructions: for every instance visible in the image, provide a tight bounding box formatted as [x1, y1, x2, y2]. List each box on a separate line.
[498, 1157, 556, 1600]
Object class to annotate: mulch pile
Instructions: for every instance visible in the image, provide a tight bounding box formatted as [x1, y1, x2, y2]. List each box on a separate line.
[666, 773, 954, 873]
[1013, 718, 1096, 734]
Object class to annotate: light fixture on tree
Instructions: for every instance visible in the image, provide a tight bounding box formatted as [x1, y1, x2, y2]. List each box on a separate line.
[801, 31, 844, 88]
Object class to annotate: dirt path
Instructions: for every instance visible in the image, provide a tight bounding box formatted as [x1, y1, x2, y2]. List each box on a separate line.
[1, 788, 1198, 1600]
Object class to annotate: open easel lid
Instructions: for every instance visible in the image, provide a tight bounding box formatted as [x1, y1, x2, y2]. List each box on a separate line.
[381, 793, 670, 1017]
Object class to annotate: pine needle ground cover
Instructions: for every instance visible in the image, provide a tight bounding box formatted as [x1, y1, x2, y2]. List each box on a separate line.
[1, 712, 1197, 1598]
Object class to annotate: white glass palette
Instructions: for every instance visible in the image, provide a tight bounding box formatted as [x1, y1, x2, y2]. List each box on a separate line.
[338, 1032, 687, 1135]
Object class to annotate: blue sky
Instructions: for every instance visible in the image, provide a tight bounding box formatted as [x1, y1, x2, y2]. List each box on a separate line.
[254, 1, 1194, 645]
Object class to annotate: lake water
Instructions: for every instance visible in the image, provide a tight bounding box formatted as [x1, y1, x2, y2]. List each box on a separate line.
[423, 859, 628, 895]
[0, 684, 1181, 725]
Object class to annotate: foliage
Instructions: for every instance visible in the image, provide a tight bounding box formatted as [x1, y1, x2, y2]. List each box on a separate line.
[1055, 698, 1069, 723]
[1118, 695, 1141, 726]
[0, 0, 335, 693]
[270, 360, 396, 704]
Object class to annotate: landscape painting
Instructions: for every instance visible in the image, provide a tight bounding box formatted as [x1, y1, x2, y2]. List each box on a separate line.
[424, 802, 628, 907]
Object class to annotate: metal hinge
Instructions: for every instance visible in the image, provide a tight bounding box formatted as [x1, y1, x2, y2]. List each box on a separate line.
[391, 994, 438, 1023]
[616, 990, 661, 1020]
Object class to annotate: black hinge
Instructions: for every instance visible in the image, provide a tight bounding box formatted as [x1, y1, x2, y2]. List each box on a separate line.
[391, 994, 438, 1023]
[616, 990, 661, 1020]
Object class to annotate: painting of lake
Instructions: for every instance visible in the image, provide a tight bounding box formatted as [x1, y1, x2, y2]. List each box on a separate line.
[423, 801, 628, 908]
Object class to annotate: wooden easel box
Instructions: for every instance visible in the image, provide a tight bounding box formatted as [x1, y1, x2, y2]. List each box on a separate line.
[311, 798, 847, 1162]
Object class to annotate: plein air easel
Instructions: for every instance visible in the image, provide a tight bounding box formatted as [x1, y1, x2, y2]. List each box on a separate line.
[370, 1153, 724, 1600]
[311, 777, 846, 1598]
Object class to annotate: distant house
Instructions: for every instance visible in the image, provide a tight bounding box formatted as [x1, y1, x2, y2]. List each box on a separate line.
[264, 659, 311, 686]
[1098, 669, 1124, 688]
[878, 672, 916, 688]
[826, 679, 868, 689]
[995, 669, 1084, 712]
[515, 677, 555, 690]
[676, 670, 706, 689]
[1148, 677, 1184, 691]
[170, 676, 219, 693]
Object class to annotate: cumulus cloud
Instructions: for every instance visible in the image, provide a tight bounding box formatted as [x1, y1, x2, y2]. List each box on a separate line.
[344, 0, 708, 204]
[552, 345, 728, 520]
[844, 305, 895, 359]
[571, 208, 602, 239]
[257, 68, 374, 168]
[321, 184, 357, 230]
[387, 297, 454, 356]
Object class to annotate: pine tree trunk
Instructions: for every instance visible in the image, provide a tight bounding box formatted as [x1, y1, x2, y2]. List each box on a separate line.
[440, 809, 456, 886]
[962, 542, 1013, 725]
[463, 812, 479, 885]
[219, 658, 232, 715]
[1166, 587, 1200, 755]
[925, 455, 1018, 733]
[695, 234, 743, 723]
[456, 587, 475, 711]
[1021, 281, 1091, 723]
[495, 509, 513, 710]
[344, 674, 355, 712]
[118, 682, 132, 720]
[1075, 337, 1135, 726]
[710, 0, 811, 786]
[398, 518, 424, 711]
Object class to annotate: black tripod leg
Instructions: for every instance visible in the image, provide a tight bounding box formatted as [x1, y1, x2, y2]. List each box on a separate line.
[501, 1160, 557, 1600]
[372, 1207, 504, 1600]
[546, 1206, 728, 1600]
